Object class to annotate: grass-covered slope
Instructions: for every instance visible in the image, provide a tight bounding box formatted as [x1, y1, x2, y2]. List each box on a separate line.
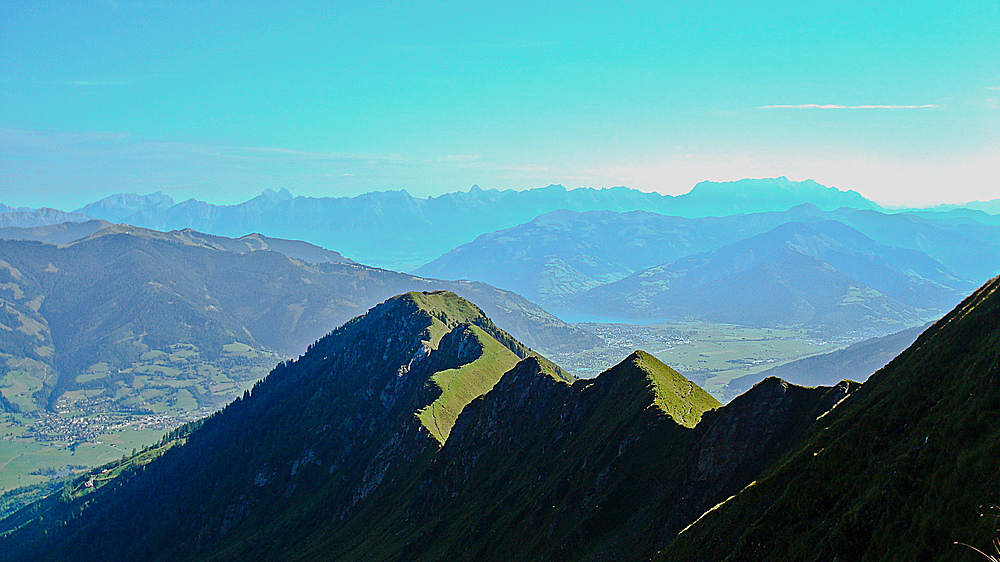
[634, 349, 720, 427]
[416, 324, 521, 443]
[661, 274, 1000, 561]
[399, 290, 569, 443]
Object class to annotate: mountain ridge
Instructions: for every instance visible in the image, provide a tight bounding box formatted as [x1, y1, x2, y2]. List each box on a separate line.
[0, 228, 596, 423]
[418, 204, 1000, 311]
[0, 291, 866, 561]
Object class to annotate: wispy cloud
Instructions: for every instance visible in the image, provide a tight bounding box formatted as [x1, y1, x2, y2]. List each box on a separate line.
[65, 80, 133, 87]
[0, 128, 410, 166]
[759, 104, 938, 109]
[474, 40, 554, 51]
[986, 86, 1000, 91]
[237, 145, 408, 164]
[435, 154, 480, 162]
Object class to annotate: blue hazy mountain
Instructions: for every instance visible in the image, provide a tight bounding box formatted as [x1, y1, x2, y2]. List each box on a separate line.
[0, 205, 91, 228]
[913, 197, 1000, 217]
[571, 221, 972, 336]
[73, 178, 880, 271]
[0, 220, 356, 265]
[0, 219, 114, 245]
[416, 205, 838, 305]
[419, 205, 1000, 310]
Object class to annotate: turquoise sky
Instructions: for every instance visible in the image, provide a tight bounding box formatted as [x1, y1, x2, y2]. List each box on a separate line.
[1, 0, 998, 208]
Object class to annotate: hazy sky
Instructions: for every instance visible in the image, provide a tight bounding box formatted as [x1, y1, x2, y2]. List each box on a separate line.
[2, 0, 998, 209]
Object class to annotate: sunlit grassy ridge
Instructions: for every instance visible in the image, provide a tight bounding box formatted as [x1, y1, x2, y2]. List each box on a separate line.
[403, 290, 569, 443]
[0, 287, 863, 561]
[417, 325, 521, 443]
[630, 350, 721, 427]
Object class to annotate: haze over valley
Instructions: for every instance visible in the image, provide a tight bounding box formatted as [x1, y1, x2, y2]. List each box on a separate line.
[3, 1, 999, 560]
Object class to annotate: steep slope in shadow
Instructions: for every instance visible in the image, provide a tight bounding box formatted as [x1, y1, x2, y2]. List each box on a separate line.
[0, 291, 563, 560]
[661, 274, 1000, 561]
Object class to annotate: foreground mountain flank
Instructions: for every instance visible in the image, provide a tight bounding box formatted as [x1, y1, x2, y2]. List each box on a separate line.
[661, 274, 1000, 561]
[0, 291, 863, 561]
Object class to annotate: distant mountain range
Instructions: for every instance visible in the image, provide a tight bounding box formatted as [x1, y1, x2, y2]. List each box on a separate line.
[415, 208, 806, 304]
[0, 220, 355, 264]
[64, 177, 878, 270]
[423, 205, 995, 335]
[0, 206, 90, 229]
[416, 204, 844, 305]
[916, 197, 1000, 216]
[0, 225, 597, 417]
[572, 221, 972, 336]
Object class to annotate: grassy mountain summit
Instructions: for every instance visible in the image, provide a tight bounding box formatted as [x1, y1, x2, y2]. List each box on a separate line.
[660, 273, 1000, 560]
[383, 290, 571, 443]
[629, 349, 720, 427]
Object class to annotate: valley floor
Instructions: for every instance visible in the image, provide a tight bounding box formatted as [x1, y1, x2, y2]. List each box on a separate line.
[0, 346, 277, 494]
[554, 321, 865, 399]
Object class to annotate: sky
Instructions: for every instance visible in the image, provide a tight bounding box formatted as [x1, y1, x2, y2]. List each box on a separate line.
[1, 0, 998, 209]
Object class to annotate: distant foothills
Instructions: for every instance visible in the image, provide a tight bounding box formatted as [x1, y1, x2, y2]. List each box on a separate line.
[3, 177, 998, 341]
[5, 177, 999, 272]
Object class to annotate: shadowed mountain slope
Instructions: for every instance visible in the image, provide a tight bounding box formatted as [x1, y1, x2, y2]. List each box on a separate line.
[0, 292, 568, 560]
[0, 293, 863, 561]
[660, 273, 1000, 561]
